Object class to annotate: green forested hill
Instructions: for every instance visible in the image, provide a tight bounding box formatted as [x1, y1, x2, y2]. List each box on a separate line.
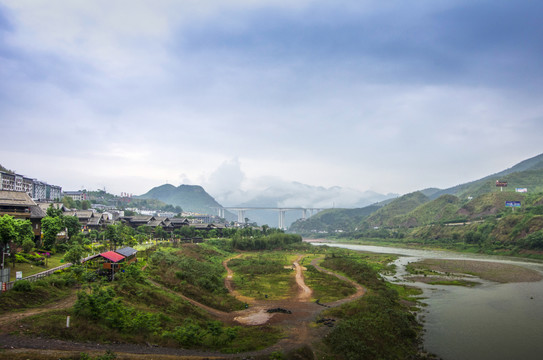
[291, 154, 543, 255]
[431, 153, 543, 199]
[363, 191, 429, 228]
[138, 184, 223, 214]
[393, 194, 463, 227]
[289, 205, 381, 234]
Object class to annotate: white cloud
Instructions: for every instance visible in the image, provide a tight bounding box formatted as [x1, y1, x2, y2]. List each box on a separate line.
[0, 0, 541, 200]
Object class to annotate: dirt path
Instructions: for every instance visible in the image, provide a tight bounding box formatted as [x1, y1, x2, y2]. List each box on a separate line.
[294, 255, 313, 301]
[0, 290, 78, 332]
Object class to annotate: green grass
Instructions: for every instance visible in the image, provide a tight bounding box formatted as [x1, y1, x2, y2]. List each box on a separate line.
[425, 279, 479, 287]
[303, 263, 357, 302]
[6, 252, 65, 281]
[228, 252, 296, 300]
[0, 270, 77, 314]
[315, 251, 424, 360]
[147, 244, 244, 311]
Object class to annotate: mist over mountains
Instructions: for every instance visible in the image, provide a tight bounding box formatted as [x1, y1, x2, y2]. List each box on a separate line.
[138, 180, 397, 227]
[138, 153, 543, 229]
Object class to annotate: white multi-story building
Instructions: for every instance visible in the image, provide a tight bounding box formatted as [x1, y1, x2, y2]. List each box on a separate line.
[33, 181, 47, 200]
[0, 171, 61, 201]
[48, 185, 62, 201]
[0, 171, 15, 191]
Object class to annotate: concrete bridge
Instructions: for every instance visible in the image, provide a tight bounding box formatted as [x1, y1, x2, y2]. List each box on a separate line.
[215, 207, 325, 229]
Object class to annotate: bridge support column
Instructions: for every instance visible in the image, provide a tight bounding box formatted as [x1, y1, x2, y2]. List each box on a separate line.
[278, 210, 286, 230]
[302, 209, 307, 219]
[237, 210, 246, 223]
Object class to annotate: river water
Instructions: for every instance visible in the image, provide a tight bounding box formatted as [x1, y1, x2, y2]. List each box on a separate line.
[312, 242, 543, 360]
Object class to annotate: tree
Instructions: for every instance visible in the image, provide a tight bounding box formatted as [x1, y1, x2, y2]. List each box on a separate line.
[0, 215, 17, 265]
[105, 224, 128, 250]
[46, 204, 63, 218]
[155, 226, 168, 240]
[178, 225, 195, 238]
[13, 218, 33, 245]
[62, 196, 76, 209]
[64, 245, 84, 264]
[42, 216, 64, 250]
[64, 216, 82, 240]
[81, 200, 91, 210]
[0, 215, 17, 247]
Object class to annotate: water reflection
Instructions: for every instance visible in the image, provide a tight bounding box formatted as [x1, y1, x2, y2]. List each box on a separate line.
[312, 242, 543, 360]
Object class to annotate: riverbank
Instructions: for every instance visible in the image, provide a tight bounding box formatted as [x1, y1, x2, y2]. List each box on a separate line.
[315, 241, 543, 360]
[304, 237, 543, 261]
[407, 259, 543, 283]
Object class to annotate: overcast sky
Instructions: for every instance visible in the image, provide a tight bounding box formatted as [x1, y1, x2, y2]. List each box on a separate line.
[1, 0, 542, 201]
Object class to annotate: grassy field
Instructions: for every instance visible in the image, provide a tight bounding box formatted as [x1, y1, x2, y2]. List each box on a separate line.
[227, 252, 297, 300]
[302, 256, 357, 303]
[6, 252, 65, 281]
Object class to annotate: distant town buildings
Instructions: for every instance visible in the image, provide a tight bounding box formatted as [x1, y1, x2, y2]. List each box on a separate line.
[0, 171, 62, 201]
[63, 190, 87, 201]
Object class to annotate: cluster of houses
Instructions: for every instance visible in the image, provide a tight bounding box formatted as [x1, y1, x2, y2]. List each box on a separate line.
[0, 189, 227, 243]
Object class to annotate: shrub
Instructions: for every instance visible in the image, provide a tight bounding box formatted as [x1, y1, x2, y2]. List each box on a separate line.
[13, 280, 33, 292]
[22, 238, 35, 253]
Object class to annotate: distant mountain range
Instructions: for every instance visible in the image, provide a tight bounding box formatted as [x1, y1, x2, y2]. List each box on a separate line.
[137, 153, 543, 229]
[137, 181, 397, 227]
[289, 152, 543, 234]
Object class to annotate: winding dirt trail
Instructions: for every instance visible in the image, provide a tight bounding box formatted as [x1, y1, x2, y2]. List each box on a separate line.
[294, 255, 313, 301]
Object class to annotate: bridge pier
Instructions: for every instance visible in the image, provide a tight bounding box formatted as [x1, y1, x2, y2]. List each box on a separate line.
[237, 210, 246, 223]
[278, 210, 286, 230]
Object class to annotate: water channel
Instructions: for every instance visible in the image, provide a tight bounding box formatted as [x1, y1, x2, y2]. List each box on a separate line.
[312, 242, 543, 360]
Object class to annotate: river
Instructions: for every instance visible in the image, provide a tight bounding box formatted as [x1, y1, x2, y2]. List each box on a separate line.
[312, 242, 543, 360]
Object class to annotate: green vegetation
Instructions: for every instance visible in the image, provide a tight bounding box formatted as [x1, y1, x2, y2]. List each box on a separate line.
[228, 252, 297, 300]
[289, 206, 381, 234]
[316, 252, 424, 360]
[423, 279, 478, 287]
[148, 244, 244, 311]
[231, 233, 302, 250]
[290, 156, 543, 259]
[15, 255, 282, 353]
[2, 236, 426, 358]
[364, 191, 430, 228]
[303, 262, 357, 302]
[294, 191, 543, 259]
[0, 269, 76, 313]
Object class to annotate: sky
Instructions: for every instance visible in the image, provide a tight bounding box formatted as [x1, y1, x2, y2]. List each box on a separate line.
[1, 0, 542, 205]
